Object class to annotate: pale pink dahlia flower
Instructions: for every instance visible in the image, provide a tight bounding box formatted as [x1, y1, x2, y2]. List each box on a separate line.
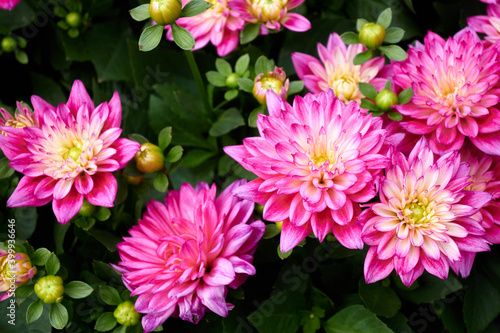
[292, 33, 386, 105]
[224, 90, 390, 253]
[0, 80, 140, 224]
[360, 138, 492, 287]
[0, 0, 20, 11]
[114, 180, 265, 333]
[229, 0, 311, 35]
[0, 250, 36, 301]
[468, 4, 500, 44]
[393, 29, 500, 156]
[166, 0, 245, 56]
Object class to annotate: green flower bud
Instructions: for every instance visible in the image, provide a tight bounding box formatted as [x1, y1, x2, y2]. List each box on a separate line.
[358, 22, 386, 49]
[65, 12, 81, 28]
[34, 275, 64, 304]
[1, 37, 16, 53]
[149, 0, 182, 26]
[375, 89, 399, 111]
[135, 142, 165, 174]
[79, 200, 95, 217]
[226, 73, 240, 89]
[114, 301, 140, 326]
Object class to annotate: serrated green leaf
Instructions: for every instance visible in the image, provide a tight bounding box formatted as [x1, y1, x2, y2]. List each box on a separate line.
[158, 126, 172, 151]
[278, 244, 292, 259]
[379, 45, 407, 61]
[64, 281, 94, 299]
[360, 99, 378, 111]
[235, 54, 250, 76]
[384, 27, 405, 44]
[358, 82, 378, 100]
[26, 298, 43, 324]
[129, 4, 150, 21]
[341, 31, 359, 45]
[165, 145, 183, 163]
[376, 8, 392, 30]
[49, 303, 68, 330]
[288, 80, 304, 95]
[138, 24, 164, 52]
[180, 0, 213, 17]
[95, 312, 118, 332]
[154, 172, 169, 192]
[238, 77, 254, 93]
[216, 58, 233, 77]
[323, 305, 392, 333]
[171, 22, 195, 50]
[206, 71, 227, 87]
[398, 87, 414, 105]
[0, 157, 14, 179]
[45, 253, 60, 276]
[209, 108, 245, 137]
[356, 18, 368, 32]
[240, 23, 260, 44]
[99, 285, 122, 306]
[224, 89, 238, 101]
[353, 49, 372, 65]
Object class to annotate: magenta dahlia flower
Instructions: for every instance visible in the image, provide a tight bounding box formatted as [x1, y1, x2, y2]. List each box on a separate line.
[166, 0, 245, 57]
[114, 180, 265, 333]
[393, 29, 500, 155]
[0, 249, 36, 301]
[360, 138, 492, 287]
[224, 90, 390, 252]
[292, 33, 386, 104]
[0, 80, 140, 224]
[229, 0, 311, 35]
[468, 4, 500, 44]
[0, 0, 20, 10]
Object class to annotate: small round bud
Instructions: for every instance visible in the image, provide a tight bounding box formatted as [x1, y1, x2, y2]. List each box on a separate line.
[135, 142, 165, 174]
[66, 12, 81, 28]
[226, 73, 240, 89]
[375, 89, 398, 111]
[358, 22, 386, 49]
[114, 301, 140, 326]
[149, 0, 182, 26]
[34, 275, 64, 304]
[1, 37, 16, 53]
[79, 200, 95, 217]
[253, 67, 289, 104]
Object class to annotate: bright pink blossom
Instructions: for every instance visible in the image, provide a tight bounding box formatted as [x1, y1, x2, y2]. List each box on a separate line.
[166, 0, 245, 57]
[393, 29, 500, 155]
[468, 4, 500, 44]
[224, 90, 390, 252]
[0, 80, 140, 224]
[360, 138, 491, 287]
[0, 0, 20, 11]
[229, 0, 311, 35]
[292, 33, 386, 105]
[114, 180, 265, 333]
[0, 250, 36, 301]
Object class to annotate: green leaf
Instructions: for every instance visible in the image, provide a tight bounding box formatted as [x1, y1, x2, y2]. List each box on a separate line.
[323, 305, 393, 333]
[15, 50, 28, 64]
[358, 280, 401, 318]
[238, 77, 254, 93]
[398, 87, 414, 105]
[26, 298, 43, 324]
[95, 312, 118, 332]
[464, 271, 500, 333]
[277, 244, 292, 259]
[0, 157, 14, 179]
[45, 253, 60, 276]
[129, 4, 151, 21]
[353, 50, 373, 65]
[74, 216, 96, 231]
[113, 325, 127, 333]
[49, 303, 68, 330]
[158, 126, 173, 151]
[376, 8, 392, 30]
[216, 58, 233, 77]
[32, 248, 51, 266]
[88, 229, 122, 252]
[139, 24, 164, 52]
[248, 105, 266, 128]
[57, 20, 69, 30]
[235, 54, 250, 76]
[397, 275, 462, 304]
[240, 23, 260, 44]
[171, 22, 195, 50]
[255, 55, 274, 75]
[263, 223, 281, 239]
[165, 145, 183, 163]
[180, 0, 213, 17]
[384, 27, 405, 44]
[128, 133, 149, 145]
[358, 82, 378, 100]
[356, 18, 368, 32]
[67, 28, 79, 38]
[341, 31, 359, 45]
[99, 285, 123, 306]
[288, 81, 304, 95]
[206, 71, 227, 87]
[154, 172, 169, 192]
[64, 281, 94, 299]
[14, 207, 37, 240]
[224, 89, 239, 101]
[209, 108, 245, 137]
[387, 111, 403, 121]
[16, 283, 35, 299]
[379, 45, 407, 61]
[182, 149, 215, 167]
[95, 207, 111, 222]
[384, 80, 392, 91]
[360, 99, 378, 111]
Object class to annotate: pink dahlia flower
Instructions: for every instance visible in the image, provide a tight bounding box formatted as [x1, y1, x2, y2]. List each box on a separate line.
[292, 33, 386, 105]
[0, 80, 140, 224]
[393, 29, 500, 155]
[0, 0, 20, 11]
[224, 90, 390, 253]
[0, 249, 36, 301]
[360, 138, 492, 287]
[468, 4, 500, 44]
[229, 0, 311, 35]
[114, 180, 265, 333]
[166, 0, 245, 57]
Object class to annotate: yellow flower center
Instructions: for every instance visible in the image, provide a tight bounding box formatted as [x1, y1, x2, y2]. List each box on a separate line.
[402, 200, 434, 225]
[251, 0, 287, 22]
[260, 77, 283, 92]
[329, 71, 360, 102]
[0, 256, 13, 279]
[206, 0, 225, 15]
[311, 153, 329, 166]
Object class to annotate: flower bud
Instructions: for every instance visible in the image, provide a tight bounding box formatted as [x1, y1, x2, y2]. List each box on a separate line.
[253, 67, 289, 104]
[123, 173, 144, 185]
[114, 301, 140, 326]
[226, 73, 240, 89]
[34, 275, 64, 304]
[79, 200, 95, 217]
[358, 22, 386, 49]
[375, 89, 398, 111]
[1, 37, 16, 53]
[149, 0, 182, 26]
[0, 249, 37, 300]
[66, 12, 81, 28]
[135, 142, 165, 174]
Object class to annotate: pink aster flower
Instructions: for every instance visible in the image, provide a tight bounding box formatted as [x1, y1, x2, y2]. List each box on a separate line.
[468, 4, 500, 44]
[360, 138, 492, 287]
[224, 90, 390, 253]
[0, 0, 20, 11]
[0, 249, 36, 301]
[0, 80, 140, 224]
[114, 180, 265, 333]
[292, 33, 386, 105]
[229, 0, 311, 35]
[166, 0, 245, 57]
[393, 29, 500, 156]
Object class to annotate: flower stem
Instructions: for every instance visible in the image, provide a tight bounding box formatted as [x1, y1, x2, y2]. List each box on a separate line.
[184, 50, 213, 119]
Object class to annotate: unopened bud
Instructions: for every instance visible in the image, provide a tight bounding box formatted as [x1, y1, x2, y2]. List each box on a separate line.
[135, 142, 165, 174]
[226, 73, 240, 89]
[114, 301, 140, 326]
[66, 12, 81, 28]
[149, 0, 182, 26]
[358, 23, 386, 49]
[34, 275, 64, 304]
[253, 67, 289, 104]
[375, 89, 398, 111]
[79, 200, 95, 217]
[1, 37, 16, 53]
